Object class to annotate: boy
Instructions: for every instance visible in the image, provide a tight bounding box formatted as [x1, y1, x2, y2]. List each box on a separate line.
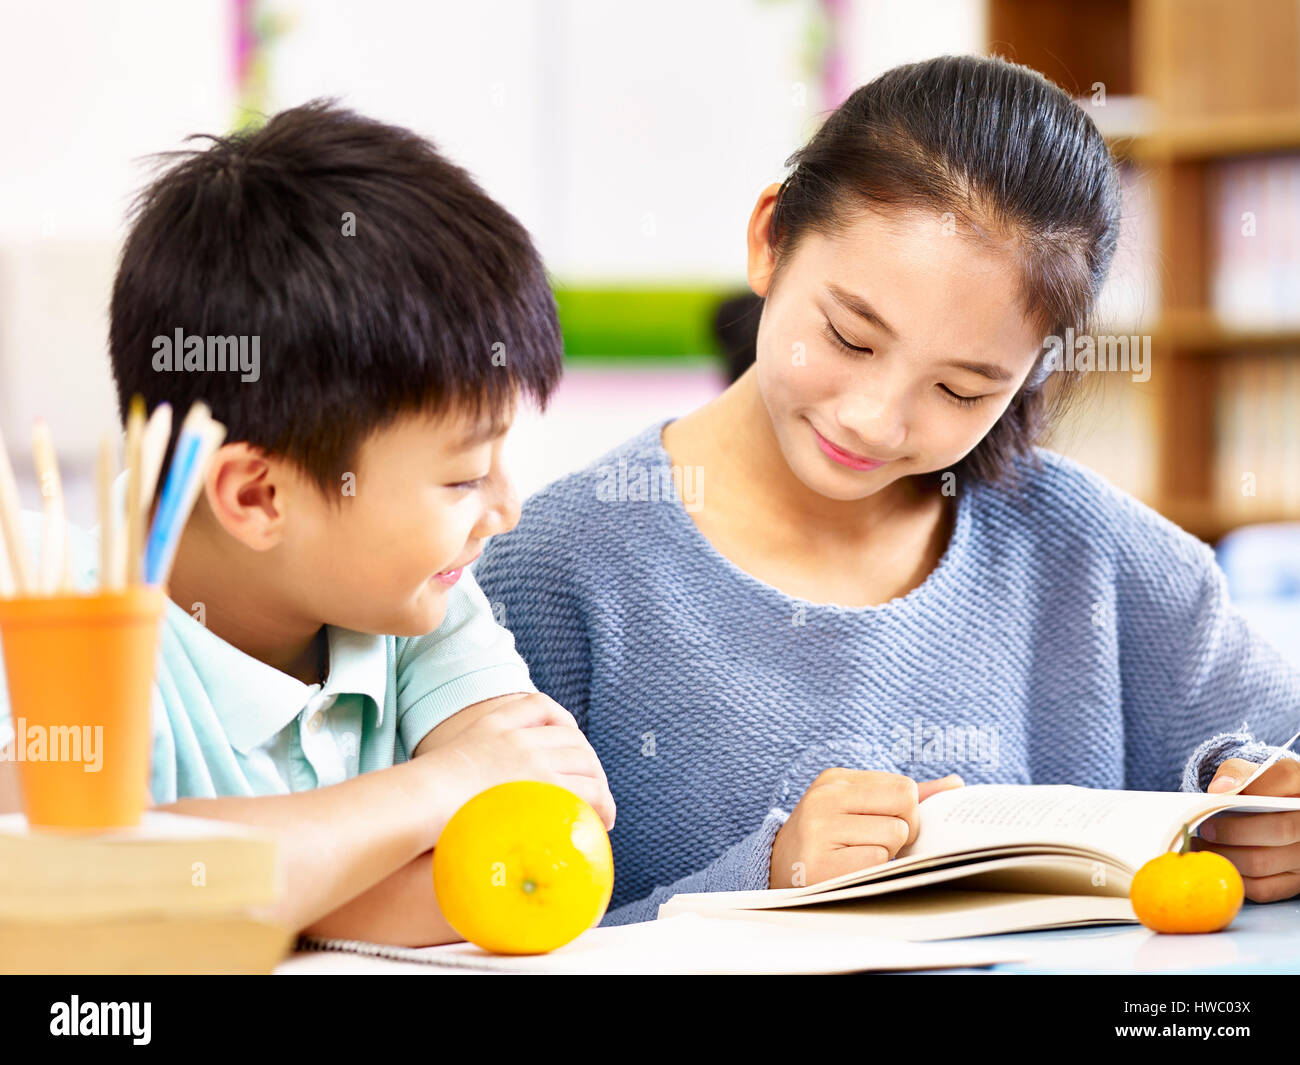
[0, 100, 614, 947]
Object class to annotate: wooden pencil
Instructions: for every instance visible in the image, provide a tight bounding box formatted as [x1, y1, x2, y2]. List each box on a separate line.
[139, 402, 173, 523]
[0, 430, 32, 595]
[31, 420, 67, 594]
[124, 396, 146, 586]
[97, 436, 118, 591]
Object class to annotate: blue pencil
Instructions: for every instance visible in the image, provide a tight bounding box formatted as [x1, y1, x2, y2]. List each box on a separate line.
[143, 403, 224, 585]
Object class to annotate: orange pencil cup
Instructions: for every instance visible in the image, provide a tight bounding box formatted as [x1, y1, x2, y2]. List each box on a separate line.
[0, 587, 164, 830]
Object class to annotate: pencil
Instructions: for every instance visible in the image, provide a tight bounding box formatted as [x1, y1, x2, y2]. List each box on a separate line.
[31, 419, 68, 594]
[124, 396, 146, 585]
[0, 518, 11, 597]
[0, 429, 33, 595]
[139, 402, 173, 522]
[97, 436, 118, 591]
[155, 415, 226, 588]
[144, 403, 224, 587]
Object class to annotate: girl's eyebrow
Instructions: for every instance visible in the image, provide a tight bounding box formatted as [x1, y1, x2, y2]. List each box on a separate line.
[826, 283, 900, 340]
[826, 283, 1014, 384]
[947, 359, 1015, 383]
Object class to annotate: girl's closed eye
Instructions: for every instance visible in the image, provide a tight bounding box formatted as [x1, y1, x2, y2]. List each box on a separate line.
[823, 316, 987, 409]
[938, 385, 985, 409]
[821, 318, 871, 355]
[446, 475, 488, 491]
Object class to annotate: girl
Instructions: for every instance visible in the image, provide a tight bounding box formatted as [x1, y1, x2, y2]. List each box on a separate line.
[474, 54, 1300, 925]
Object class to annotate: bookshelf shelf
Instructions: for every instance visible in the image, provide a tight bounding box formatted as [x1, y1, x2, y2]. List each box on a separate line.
[990, 0, 1300, 543]
[1122, 115, 1300, 161]
[1158, 499, 1300, 544]
[1155, 315, 1300, 352]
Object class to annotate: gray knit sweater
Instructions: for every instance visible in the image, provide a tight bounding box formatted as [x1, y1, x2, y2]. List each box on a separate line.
[474, 419, 1300, 925]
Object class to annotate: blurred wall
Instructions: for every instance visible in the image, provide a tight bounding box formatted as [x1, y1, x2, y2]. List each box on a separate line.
[0, 0, 985, 514]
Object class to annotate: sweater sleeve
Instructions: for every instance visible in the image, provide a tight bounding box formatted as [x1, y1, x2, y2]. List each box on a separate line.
[476, 497, 790, 927]
[599, 806, 790, 926]
[1118, 525, 1300, 793]
[472, 508, 592, 731]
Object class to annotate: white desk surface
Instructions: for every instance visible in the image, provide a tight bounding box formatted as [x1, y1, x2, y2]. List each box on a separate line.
[276, 899, 1300, 975]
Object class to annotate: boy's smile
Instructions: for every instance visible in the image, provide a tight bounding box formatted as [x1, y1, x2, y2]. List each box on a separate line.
[168, 399, 522, 683]
[320, 401, 521, 635]
[431, 547, 483, 588]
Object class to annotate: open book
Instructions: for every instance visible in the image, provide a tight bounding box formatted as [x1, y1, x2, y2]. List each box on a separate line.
[659, 784, 1300, 941]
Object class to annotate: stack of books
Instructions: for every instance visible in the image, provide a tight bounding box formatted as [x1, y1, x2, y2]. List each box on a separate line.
[1214, 349, 1300, 513]
[1082, 153, 1300, 334]
[1211, 153, 1300, 329]
[0, 810, 290, 974]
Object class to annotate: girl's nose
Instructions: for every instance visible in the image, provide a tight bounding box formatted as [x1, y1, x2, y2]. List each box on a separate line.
[836, 389, 907, 454]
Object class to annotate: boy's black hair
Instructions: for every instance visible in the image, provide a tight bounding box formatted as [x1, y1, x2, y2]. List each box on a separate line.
[110, 99, 563, 495]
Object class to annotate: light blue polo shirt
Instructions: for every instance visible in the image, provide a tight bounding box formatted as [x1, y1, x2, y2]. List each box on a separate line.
[0, 510, 536, 803]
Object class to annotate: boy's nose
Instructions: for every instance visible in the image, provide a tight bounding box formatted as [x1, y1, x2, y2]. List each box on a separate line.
[478, 472, 521, 538]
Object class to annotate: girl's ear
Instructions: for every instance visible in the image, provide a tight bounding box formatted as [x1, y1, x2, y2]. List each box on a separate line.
[745, 182, 783, 298]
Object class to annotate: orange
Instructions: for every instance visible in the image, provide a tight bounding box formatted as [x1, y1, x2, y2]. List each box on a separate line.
[1130, 823, 1244, 934]
[432, 781, 614, 954]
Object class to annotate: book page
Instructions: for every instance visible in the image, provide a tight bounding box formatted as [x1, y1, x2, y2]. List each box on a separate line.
[900, 784, 1300, 874]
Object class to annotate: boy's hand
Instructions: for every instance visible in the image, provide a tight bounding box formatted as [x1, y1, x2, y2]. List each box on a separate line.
[769, 769, 963, 889]
[415, 693, 615, 832]
[1195, 758, 1300, 903]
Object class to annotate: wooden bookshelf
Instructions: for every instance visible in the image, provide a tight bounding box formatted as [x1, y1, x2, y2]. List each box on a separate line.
[989, 0, 1300, 543]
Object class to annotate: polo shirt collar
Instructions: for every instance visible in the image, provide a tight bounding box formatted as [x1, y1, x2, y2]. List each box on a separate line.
[164, 599, 389, 754]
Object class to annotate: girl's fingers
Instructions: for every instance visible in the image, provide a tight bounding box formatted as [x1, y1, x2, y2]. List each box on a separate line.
[1191, 837, 1300, 879]
[816, 844, 893, 881]
[917, 774, 965, 802]
[826, 813, 912, 854]
[1208, 757, 1262, 794]
[1241, 869, 1300, 904]
[1199, 809, 1300, 847]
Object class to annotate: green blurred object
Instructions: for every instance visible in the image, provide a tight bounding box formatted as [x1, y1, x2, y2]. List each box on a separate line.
[553, 286, 737, 358]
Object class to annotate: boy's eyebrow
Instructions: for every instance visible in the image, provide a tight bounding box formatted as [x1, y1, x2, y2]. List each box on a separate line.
[826, 283, 1015, 384]
[453, 419, 507, 449]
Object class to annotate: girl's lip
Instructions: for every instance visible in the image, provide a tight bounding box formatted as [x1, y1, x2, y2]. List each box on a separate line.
[811, 426, 888, 471]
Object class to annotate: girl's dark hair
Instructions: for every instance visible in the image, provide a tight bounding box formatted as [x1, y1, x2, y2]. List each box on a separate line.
[110, 99, 563, 497]
[762, 53, 1122, 486]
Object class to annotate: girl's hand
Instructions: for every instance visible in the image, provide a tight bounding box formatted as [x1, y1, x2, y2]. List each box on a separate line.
[1195, 758, 1300, 903]
[768, 769, 964, 889]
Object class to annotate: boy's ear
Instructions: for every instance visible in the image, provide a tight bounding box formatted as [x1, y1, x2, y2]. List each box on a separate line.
[746, 182, 782, 299]
[202, 442, 287, 550]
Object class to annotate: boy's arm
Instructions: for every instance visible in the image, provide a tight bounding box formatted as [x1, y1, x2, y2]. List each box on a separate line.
[292, 690, 554, 948]
[299, 850, 454, 947]
[159, 747, 464, 936]
[0, 739, 455, 937]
